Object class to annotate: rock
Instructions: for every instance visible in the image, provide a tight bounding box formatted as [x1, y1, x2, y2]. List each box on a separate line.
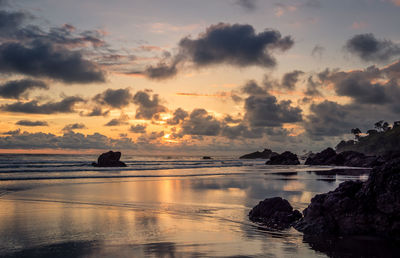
[295, 157, 400, 239]
[239, 149, 278, 159]
[249, 197, 302, 229]
[202, 156, 212, 159]
[266, 151, 300, 165]
[305, 147, 381, 167]
[93, 151, 127, 167]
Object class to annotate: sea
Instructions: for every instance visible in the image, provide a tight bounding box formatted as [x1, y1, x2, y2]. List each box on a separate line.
[0, 154, 398, 257]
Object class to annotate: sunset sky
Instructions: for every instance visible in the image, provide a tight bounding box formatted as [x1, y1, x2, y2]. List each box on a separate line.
[0, 0, 399, 154]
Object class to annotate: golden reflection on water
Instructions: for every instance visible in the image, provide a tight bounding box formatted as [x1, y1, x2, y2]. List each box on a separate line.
[0, 172, 352, 257]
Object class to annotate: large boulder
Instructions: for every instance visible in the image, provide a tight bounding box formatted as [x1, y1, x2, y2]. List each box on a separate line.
[93, 151, 127, 167]
[305, 147, 381, 167]
[266, 151, 300, 165]
[239, 149, 278, 159]
[295, 157, 400, 239]
[249, 197, 302, 229]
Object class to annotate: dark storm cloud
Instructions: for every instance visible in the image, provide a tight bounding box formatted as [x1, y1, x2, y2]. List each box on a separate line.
[62, 123, 86, 131]
[132, 90, 167, 120]
[0, 79, 48, 99]
[345, 33, 400, 62]
[142, 23, 293, 80]
[0, 41, 105, 83]
[166, 108, 188, 125]
[281, 70, 304, 90]
[129, 124, 146, 133]
[0, 10, 27, 36]
[16, 120, 48, 127]
[234, 0, 257, 11]
[319, 62, 400, 108]
[179, 23, 293, 67]
[1, 96, 84, 114]
[244, 94, 303, 127]
[221, 123, 264, 139]
[304, 76, 322, 96]
[0, 131, 136, 149]
[181, 109, 221, 136]
[94, 88, 132, 109]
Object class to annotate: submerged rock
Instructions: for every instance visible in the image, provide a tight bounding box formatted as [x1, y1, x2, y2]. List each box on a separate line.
[93, 151, 127, 167]
[266, 151, 300, 165]
[239, 149, 278, 159]
[305, 147, 381, 167]
[249, 197, 302, 229]
[295, 157, 400, 239]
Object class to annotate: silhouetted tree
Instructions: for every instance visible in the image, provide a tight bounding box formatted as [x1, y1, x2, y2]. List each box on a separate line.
[367, 129, 378, 135]
[375, 120, 384, 132]
[393, 121, 400, 128]
[351, 128, 362, 140]
[382, 122, 391, 132]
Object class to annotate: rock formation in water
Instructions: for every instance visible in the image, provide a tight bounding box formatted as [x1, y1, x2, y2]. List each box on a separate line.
[92, 151, 127, 167]
[304, 147, 382, 167]
[249, 197, 302, 229]
[266, 151, 300, 165]
[295, 157, 400, 239]
[239, 149, 278, 159]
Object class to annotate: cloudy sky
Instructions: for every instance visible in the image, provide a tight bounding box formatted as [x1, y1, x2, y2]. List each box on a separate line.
[0, 0, 399, 154]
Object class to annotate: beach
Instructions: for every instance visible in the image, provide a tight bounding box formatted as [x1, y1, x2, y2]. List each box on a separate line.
[0, 154, 396, 257]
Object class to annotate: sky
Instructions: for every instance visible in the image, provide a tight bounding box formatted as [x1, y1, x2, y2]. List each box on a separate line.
[0, 0, 399, 155]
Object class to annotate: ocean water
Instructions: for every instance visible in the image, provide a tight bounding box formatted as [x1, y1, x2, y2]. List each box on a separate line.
[0, 154, 398, 257]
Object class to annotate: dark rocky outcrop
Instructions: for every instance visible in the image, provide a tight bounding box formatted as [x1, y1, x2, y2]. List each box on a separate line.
[92, 151, 127, 167]
[239, 149, 278, 159]
[295, 157, 400, 239]
[266, 151, 300, 165]
[202, 156, 212, 160]
[305, 147, 382, 167]
[249, 197, 302, 229]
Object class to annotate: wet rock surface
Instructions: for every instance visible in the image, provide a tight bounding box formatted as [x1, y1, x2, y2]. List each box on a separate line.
[266, 151, 300, 165]
[304, 148, 382, 167]
[240, 149, 278, 159]
[92, 151, 127, 167]
[249, 197, 302, 229]
[295, 157, 400, 239]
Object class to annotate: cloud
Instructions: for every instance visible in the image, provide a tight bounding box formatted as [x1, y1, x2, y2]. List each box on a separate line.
[132, 90, 167, 120]
[0, 10, 27, 36]
[0, 41, 105, 83]
[16, 120, 48, 126]
[0, 131, 137, 149]
[345, 33, 400, 62]
[166, 108, 188, 125]
[62, 123, 86, 132]
[142, 23, 293, 80]
[181, 109, 221, 136]
[1, 96, 84, 114]
[93, 88, 132, 109]
[234, 0, 257, 11]
[318, 62, 400, 109]
[144, 62, 178, 80]
[244, 94, 303, 127]
[104, 113, 129, 126]
[129, 124, 146, 133]
[281, 70, 304, 90]
[304, 76, 323, 96]
[311, 44, 325, 58]
[241, 80, 268, 95]
[0, 79, 48, 99]
[81, 106, 110, 116]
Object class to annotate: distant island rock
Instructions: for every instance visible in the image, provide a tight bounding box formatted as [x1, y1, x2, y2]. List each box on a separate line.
[249, 197, 302, 229]
[304, 147, 381, 167]
[202, 156, 212, 160]
[266, 151, 300, 165]
[92, 151, 127, 167]
[295, 156, 400, 239]
[239, 149, 278, 159]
